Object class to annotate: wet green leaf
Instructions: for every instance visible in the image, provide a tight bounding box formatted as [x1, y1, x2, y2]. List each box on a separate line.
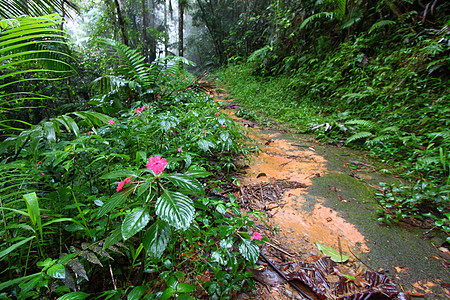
[143, 220, 171, 259]
[122, 209, 151, 240]
[156, 190, 194, 231]
[315, 241, 349, 262]
[239, 238, 259, 264]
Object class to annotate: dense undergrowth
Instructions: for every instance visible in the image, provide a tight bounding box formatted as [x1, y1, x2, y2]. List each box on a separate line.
[0, 38, 264, 299]
[216, 28, 449, 241]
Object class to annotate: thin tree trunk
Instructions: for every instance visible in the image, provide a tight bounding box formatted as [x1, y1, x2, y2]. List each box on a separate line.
[149, 0, 156, 61]
[178, 0, 184, 57]
[164, 0, 168, 56]
[113, 0, 129, 46]
[142, 0, 149, 62]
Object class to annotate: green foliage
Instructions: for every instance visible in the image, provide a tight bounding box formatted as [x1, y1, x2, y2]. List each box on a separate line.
[1, 39, 260, 299]
[218, 1, 449, 239]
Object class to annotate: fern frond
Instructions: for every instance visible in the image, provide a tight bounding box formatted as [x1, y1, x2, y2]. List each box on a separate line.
[418, 156, 441, 167]
[300, 12, 336, 30]
[247, 45, 271, 63]
[336, 0, 347, 18]
[346, 131, 373, 144]
[345, 119, 378, 130]
[367, 134, 393, 145]
[368, 20, 396, 34]
[428, 130, 450, 144]
[380, 126, 399, 133]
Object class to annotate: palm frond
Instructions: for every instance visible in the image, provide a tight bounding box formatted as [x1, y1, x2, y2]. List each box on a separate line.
[0, 14, 77, 88]
[0, 0, 79, 19]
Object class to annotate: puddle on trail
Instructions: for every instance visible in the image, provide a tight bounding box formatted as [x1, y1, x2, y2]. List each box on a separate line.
[242, 130, 369, 254]
[213, 87, 450, 299]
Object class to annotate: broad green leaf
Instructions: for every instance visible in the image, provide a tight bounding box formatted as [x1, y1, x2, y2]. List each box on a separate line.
[19, 275, 42, 296]
[156, 191, 194, 231]
[127, 285, 147, 300]
[42, 218, 74, 227]
[58, 115, 79, 136]
[122, 209, 151, 240]
[165, 173, 204, 195]
[71, 111, 111, 127]
[47, 263, 65, 279]
[56, 292, 90, 300]
[0, 272, 41, 291]
[177, 282, 195, 293]
[136, 178, 153, 199]
[238, 238, 259, 264]
[100, 169, 137, 180]
[43, 121, 56, 144]
[184, 166, 211, 178]
[197, 139, 215, 151]
[97, 188, 133, 217]
[143, 220, 171, 259]
[315, 241, 349, 263]
[23, 192, 41, 228]
[161, 287, 174, 300]
[103, 226, 122, 251]
[0, 236, 35, 260]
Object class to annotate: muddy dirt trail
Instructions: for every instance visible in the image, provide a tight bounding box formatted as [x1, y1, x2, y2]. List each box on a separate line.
[211, 86, 450, 299]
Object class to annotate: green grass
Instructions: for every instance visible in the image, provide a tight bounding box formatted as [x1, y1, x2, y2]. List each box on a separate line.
[215, 64, 324, 132]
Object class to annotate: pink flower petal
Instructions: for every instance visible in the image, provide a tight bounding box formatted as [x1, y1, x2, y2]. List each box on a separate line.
[109, 119, 115, 125]
[147, 155, 168, 175]
[251, 232, 263, 241]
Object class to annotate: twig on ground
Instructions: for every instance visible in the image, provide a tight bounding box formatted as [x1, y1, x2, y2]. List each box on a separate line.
[266, 242, 295, 257]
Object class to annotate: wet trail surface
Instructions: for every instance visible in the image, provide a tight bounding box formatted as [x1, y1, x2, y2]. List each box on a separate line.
[212, 87, 450, 299]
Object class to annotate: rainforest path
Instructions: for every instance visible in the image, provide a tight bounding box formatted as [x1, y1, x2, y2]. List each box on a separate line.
[210, 85, 450, 299]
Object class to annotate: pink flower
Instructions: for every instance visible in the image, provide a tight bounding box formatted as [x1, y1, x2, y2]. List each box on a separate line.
[109, 119, 115, 125]
[177, 148, 182, 153]
[141, 105, 146, 111]
[134, 108, 141, 113]
[210, 94, 214, 98]
[188, 110, 192, 113]
[146, 155, 167, 175]
[215, 112, 219, 117]
[221, 124, 225, 128]
[170, 73, 173, 76]
[251, 232, 263, 241]
[37, 161, 42, 165]
[88, 131, 90, 135]
[182, 80, 184, 83]
[203, 129, 206, 136]
[116, 176, 132, 192]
